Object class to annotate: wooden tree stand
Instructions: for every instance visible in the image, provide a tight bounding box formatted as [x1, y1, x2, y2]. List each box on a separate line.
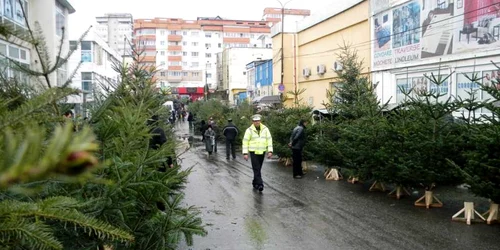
[302, 161, 309, 172]
[482, 203, 499, 225]
[278, 157, 292, 166]
[369, 181, 386, 192]
[325, 168, 342, 181]
[414, 190, 443, 208]
[452, 202, 486, 225]
[347, 176, 359, 184]
[388, 185, 411, 199]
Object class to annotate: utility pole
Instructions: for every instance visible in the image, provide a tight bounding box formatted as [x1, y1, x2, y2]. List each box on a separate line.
[277, 0, 292, 97]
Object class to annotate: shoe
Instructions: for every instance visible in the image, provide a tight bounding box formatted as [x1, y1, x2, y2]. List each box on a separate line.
[293, 175, 303, 179]
[258, 185, 264, 192]
[226, 157, 229, 160]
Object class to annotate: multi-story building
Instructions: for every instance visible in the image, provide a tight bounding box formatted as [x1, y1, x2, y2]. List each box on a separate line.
[95, 13, 134, 58]
[67, 27, 123, 116]
[271, 0, 370, 108]
[262, 7, 311, 27]
[246, 59, 273, 100]
[132, 8, 310, 101]
[133, 17, 272, 100]
[371, 0, 500, 117]
[221, 47, 272, 104]
[0, 0, 75, 86]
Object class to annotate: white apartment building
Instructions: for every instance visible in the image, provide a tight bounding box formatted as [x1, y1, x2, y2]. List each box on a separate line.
[221, 47, 272, 104]
[134, 16, 275, 100]
[95, 13, 133, 57]
[0, 0, 75, 86]
[67, 27, 123, 116]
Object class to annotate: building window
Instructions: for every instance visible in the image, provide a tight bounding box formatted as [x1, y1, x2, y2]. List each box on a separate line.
[2, 0, 28, 26]
[160, 72, 166, 76]
[81, 72, 93, 91]
[182, 61, 187, 66]
[192, 72, 199, 77]
[183, 41, 187, 46]
[182, 52, 188, 56]
[55, 1, 65, 37]
[191, 52, 199, 57]
[205, 43, 211, 48]
[160, 51, 165, 56]
[191, 31, 199, 36]
[205, 53, 211, 58]
[183, 31, 188, 35]
[205, 33, 211, 38]
[81, 41, 92, 62]
[169, 71, 182, 76]
[160, 41, 165, 46]
[160, 30, 165, 35]
[182, 72, 188, 76]
[207, 73, 212, 78]
[191, 62, 199, 67]
[218, 43, 222, 48]
[192, 42, 198, 46]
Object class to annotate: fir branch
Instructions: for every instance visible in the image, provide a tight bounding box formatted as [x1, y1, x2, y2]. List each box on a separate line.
[0, 218, 63, 250]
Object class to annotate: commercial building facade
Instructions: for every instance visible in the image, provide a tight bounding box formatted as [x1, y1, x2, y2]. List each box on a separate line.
[246, 59, 273, 100]
[221, 47, 272, 104]
[371, 0, 500, 116]
[272, 0, 370, 108]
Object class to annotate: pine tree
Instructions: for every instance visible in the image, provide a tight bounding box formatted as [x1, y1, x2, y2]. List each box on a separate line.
[0, 3, 133, 248]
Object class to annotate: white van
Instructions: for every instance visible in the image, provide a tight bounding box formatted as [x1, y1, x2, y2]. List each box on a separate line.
[163, 101, 174, 113]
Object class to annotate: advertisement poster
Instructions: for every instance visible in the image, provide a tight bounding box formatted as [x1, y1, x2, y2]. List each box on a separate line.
[372, 0, 500, 70]
[373, 11, 393, 67]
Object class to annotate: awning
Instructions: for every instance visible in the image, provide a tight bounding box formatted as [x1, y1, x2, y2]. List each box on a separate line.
[259, 95, 281, 104]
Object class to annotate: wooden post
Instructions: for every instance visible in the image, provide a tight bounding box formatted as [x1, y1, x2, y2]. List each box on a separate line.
[302, 161, 308, 172]
[325, 168, 342, 181]
[369, 181, 386, 192]
[388, 185, 411, 199]
[347, 176, 359, 184]
[452, 202, 486, 225]
[482, 203, 499, 225]
[414, 190, 443, 208]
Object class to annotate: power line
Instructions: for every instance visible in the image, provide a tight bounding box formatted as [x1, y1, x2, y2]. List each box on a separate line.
[277, 2, 499, 60]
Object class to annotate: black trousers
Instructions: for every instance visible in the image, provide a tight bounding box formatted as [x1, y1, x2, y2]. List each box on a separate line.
[292, 148, 304, 176]
[250, 152, 265, 187]
[225, 139, 236, 158]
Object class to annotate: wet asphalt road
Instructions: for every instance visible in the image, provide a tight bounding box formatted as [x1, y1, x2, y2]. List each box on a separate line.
[174, 123, 500, 250]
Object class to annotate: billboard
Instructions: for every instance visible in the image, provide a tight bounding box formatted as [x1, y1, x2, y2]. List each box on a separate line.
[372, 0, 500, 70]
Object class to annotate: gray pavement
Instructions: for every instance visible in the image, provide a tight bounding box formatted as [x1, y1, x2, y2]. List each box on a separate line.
[173, 122, 500, 250]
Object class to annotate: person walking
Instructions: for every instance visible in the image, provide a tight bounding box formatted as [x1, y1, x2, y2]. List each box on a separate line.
[288, 119, 308, 179]
[208, 117, 218, 153]
[147, 115, 173, 171]
[242, 114, 273, 192]
[204, 124, 216, 158]
[223, 118, 239, 160]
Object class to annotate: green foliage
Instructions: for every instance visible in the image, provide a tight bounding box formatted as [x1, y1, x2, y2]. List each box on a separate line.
[0, 13, 133, 250]
[0, 10, 205, 250]
[264, 106, 312, 159]
[449, 64, 500, 203]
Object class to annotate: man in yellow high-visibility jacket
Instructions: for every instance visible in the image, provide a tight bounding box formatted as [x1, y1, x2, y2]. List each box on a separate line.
[242, 114, 273, 192]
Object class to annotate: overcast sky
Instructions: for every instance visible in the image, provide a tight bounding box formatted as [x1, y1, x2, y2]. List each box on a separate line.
[68, 0, 328, 39]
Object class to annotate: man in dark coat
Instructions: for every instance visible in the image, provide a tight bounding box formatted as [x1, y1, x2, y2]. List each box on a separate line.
[288, 119, 308, 179]
[148, 115, 173, 171]
[223, 118, 239, 160]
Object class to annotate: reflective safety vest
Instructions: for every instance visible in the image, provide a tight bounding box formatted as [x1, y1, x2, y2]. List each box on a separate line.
[242, 124, 273, 155]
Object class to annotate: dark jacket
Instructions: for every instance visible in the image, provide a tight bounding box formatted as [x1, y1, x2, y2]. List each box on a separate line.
[149, 127, 167, 150]
[289, 120, 306, 150]
[223, 122, 239, 140]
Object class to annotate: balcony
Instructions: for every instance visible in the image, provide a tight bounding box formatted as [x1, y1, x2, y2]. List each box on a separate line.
[167, 35, 182, 42]
[168, 45, 182, 51]
[168, 56, 182, 61]
[222, 37, 251, 44]
[142, 56, 156, 62]
[168, 66, 182, 71]
[167, 74, 182, 83]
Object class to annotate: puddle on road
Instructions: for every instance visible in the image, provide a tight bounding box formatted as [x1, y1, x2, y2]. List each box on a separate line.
[244, 218, 267, 249]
